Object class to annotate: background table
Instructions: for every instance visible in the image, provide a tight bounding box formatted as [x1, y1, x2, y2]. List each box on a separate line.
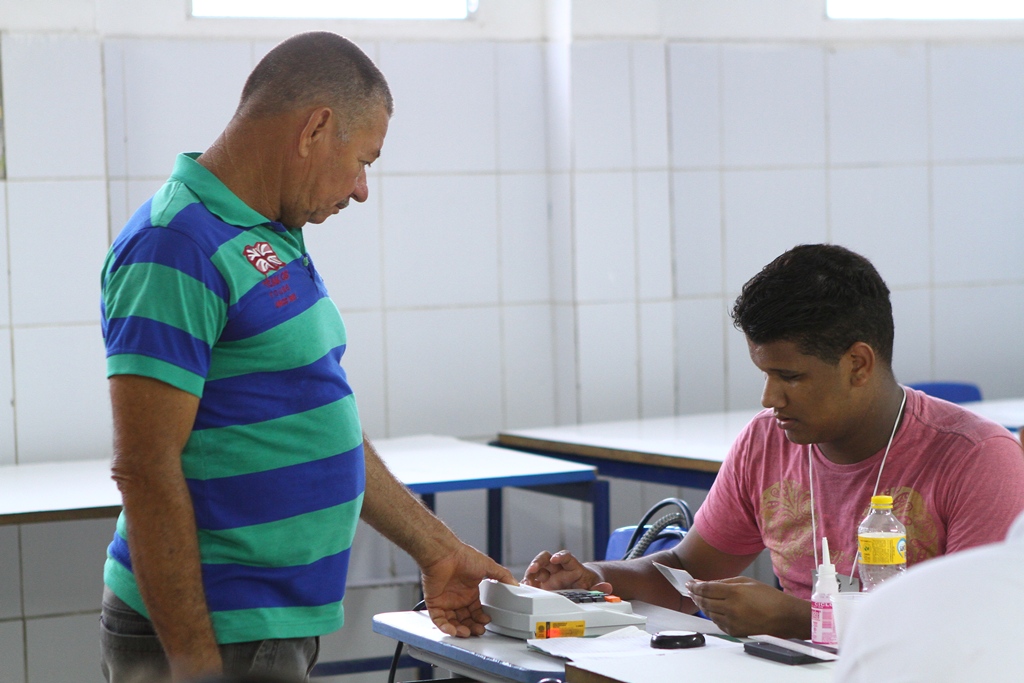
[497, 411, 758, 490]
[0, 435, 610, 679]
[962, 398, 1024, 432]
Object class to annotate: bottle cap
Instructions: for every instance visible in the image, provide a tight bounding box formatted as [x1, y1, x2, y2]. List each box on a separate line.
[870, 495, 893, 509]
[820, 536, 836, 576]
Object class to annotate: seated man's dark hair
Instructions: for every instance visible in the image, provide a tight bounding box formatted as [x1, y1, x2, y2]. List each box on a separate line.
[731, 243, 894, 366]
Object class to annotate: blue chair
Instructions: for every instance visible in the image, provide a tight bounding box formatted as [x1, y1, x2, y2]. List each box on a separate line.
[605, 498, 693, 561]
[909, 381, 982, 404]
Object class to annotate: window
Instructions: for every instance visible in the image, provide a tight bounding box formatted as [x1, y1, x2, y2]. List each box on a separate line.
[827, 0, 1024, 20]
[191, 0, 478, 20]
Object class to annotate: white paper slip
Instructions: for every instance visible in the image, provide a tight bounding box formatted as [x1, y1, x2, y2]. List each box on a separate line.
[654, 563, 694, 597]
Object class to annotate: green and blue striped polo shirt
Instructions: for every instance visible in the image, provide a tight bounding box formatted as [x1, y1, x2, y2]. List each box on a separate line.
[101, 152, 365, 643]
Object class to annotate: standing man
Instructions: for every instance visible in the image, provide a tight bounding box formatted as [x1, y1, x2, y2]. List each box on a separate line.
[524, 244, 1024, 638]
[100, 32, 514, 682]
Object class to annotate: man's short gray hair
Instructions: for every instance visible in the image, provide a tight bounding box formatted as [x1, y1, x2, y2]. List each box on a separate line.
[237, 32, 393, 138]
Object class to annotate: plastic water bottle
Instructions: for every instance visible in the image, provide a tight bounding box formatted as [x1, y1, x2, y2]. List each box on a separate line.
[857, 495, 907, 591]
[810, 536, 839, 646]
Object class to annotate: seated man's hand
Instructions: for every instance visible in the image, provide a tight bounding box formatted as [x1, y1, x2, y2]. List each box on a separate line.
[522, 550, 611, 593]
[421, 542, 517, 638]
[687, 576, 811, 639]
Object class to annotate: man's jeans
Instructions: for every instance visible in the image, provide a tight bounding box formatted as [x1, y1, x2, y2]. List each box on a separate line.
[99, 587, 319, 683]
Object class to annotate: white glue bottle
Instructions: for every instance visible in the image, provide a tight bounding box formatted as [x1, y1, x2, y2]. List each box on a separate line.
[810, 536, 839, 646]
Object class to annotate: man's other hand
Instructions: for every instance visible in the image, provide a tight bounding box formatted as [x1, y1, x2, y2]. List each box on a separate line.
[521, 550, 611, 593]
[687, 576, 811, 638]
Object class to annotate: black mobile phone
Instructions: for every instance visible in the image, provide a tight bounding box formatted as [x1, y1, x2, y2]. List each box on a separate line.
[743, 641, 824, 665]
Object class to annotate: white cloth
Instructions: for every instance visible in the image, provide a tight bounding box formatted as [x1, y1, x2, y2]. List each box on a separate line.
[834, 510, 1024, 682]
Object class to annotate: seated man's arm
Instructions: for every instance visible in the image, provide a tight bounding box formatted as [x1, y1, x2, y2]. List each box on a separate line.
[525, 530, 809, 638]
[109, 375, 221, 682]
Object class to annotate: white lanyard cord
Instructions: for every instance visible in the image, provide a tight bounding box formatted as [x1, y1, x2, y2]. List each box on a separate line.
[808, 387, 907, 582]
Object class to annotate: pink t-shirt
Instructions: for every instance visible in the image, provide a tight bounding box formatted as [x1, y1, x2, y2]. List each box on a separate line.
[693, 387, 1024, 599]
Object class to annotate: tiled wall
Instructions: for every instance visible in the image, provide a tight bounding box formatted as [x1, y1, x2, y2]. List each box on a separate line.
[2, 30, 1024, 682]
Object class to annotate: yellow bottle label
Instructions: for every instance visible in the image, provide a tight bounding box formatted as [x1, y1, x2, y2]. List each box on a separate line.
[534, 620, 587, 639]
[858, 533, 906, 565]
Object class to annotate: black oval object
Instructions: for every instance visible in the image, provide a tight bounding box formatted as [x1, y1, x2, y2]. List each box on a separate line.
[650, 630, 706, 649]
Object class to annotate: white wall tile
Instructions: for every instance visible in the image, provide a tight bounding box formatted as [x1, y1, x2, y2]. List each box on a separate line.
[558, 494, 589, 562]
[933, 164, 1024, 285]
[607, 478, 646, 544]
[830, 166, 930, 288]
[722, 169, 828, 293]
[7, 180, 108, 326]
[828, 45, 928, 165]
[668, 44, 720, 168]
[672, 171, 722, 297]
[931, 45, 1024, 162]
[890, 288, 932, 387]
[336, 310, 386, 439]
[345, 521, 393, 582]
[106, 180, 129, 244]
[436, 489, 487, 553]
[548, 173, 574, 303]
[381, 174, 499, 308]
[502, 304, 557, 430]
[21, 519, 108, 617]
[496, 43, 547, 173]
[25, 613, 105, 683]
[0, 526, 21, 619]
[675, 297, 726, 414]
[121, 39, 252, 177]
[572, 42, 632, 171]
[303, 175, 383, 312]
[0, 186, 10, 327]
[722, 45, 826, 167]
[552, 304, 579, 424]
[639, 301, 675, 418]
[0, 620, 25, 683]
[318, 584, 419, 667]
[385, 307, 502, 437]
[13, 325, 112, 463]
[499, 173, 551, 303]
[573, 172, 635, 302]
[378, 42, 497, 174]
[726, 318, 766, 412]
[1, 34, 105, 179]
[636, 170, 673, 300]
[545, 42, 573, 174]
[577, 302, 638, 423]
[126, 178, 166, 218]
[934, 285, 1024, 399]
[0, 334, 16, 465]
[506, 488, 564, 567]
[103, 40, 127, 178]
[631, 42, 670, 170]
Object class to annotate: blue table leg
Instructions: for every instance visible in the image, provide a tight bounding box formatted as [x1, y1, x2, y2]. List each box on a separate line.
[487, 488, 503, 564]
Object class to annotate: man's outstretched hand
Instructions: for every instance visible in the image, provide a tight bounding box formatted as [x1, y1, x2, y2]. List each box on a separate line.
[421, 542, 517, 637]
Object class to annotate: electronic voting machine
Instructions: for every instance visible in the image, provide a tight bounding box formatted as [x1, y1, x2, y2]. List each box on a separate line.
[479, 579, 646, 639]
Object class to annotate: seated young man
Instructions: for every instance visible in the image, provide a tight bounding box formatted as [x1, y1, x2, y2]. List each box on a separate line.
[523, 244, 1024, 639]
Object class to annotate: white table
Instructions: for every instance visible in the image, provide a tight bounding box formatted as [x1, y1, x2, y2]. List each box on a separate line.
[961, 398, 1024, 431]
[0, 435, 610, 680]
[373, 603, 834, 683]
[0, 436, 606, 555]
[497, 410, 759, 490]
